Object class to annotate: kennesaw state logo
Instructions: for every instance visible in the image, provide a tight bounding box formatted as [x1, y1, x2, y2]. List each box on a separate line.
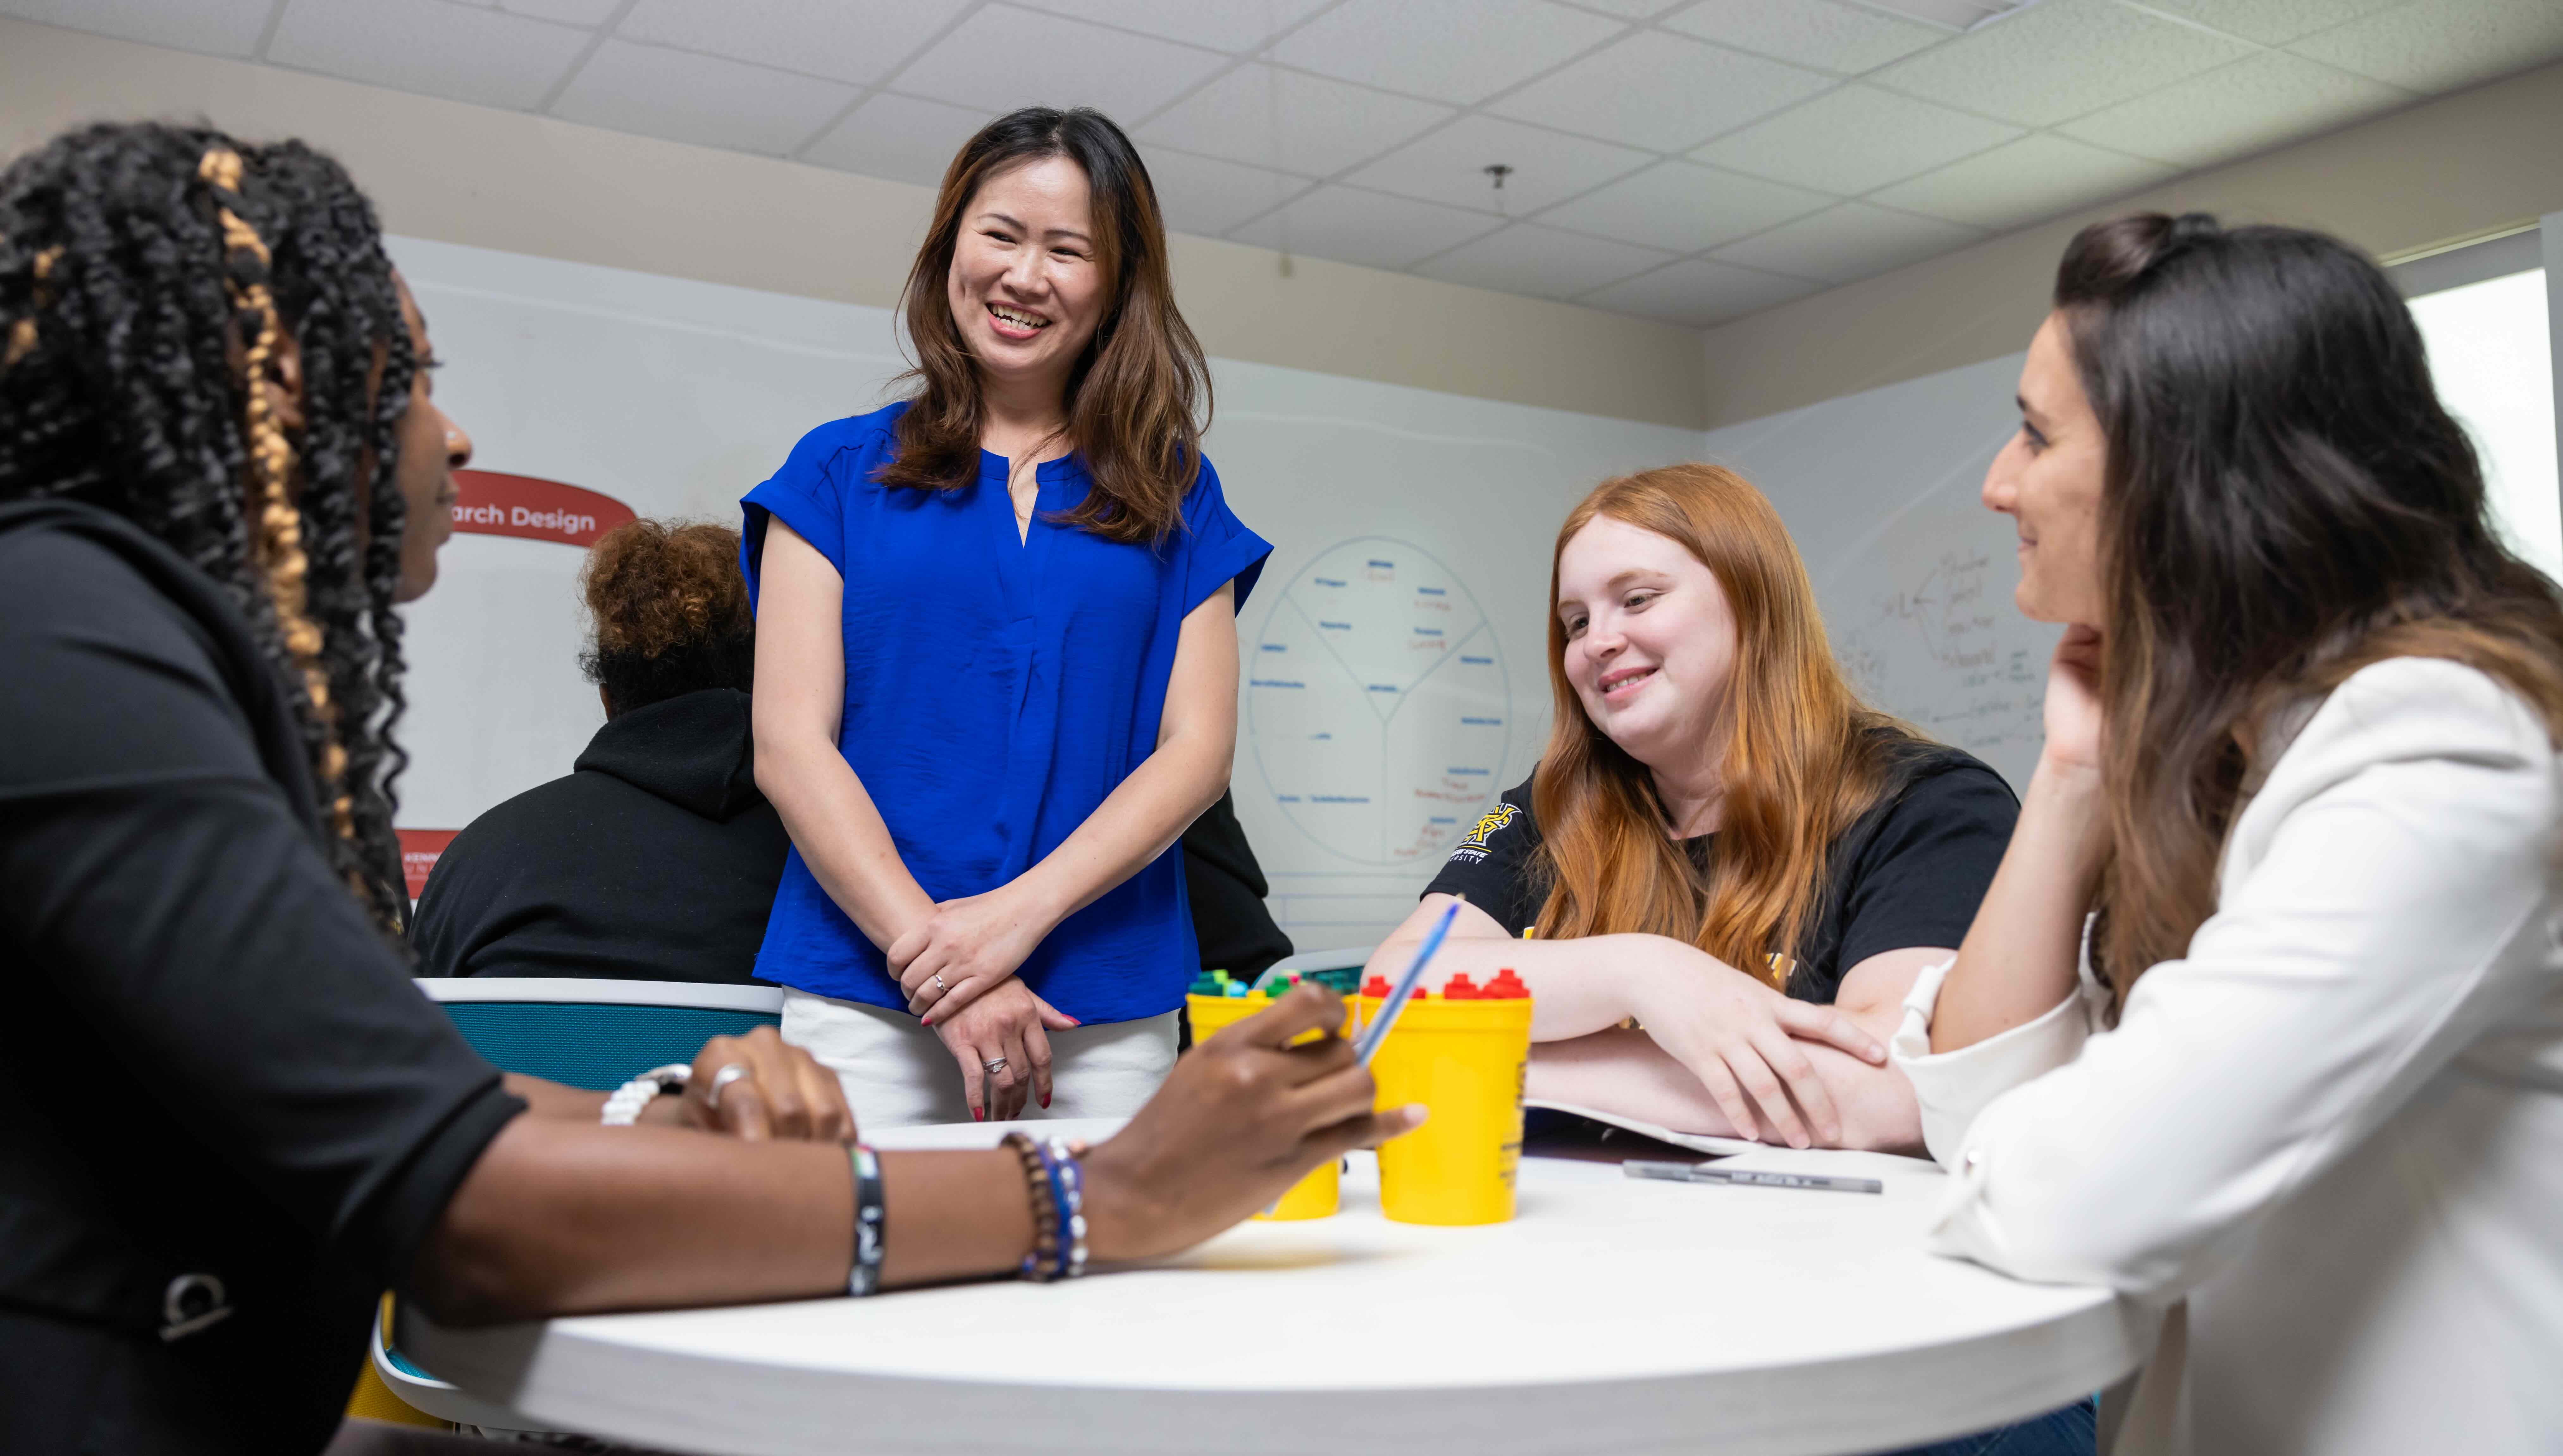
[1449, 802, 1519, 862]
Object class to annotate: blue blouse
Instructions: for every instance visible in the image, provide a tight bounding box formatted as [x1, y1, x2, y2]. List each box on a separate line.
[740, 403, 1271, 1023]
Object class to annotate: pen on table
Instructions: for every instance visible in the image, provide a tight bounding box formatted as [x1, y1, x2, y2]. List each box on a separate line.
[1351, 894, 1462, 1064]
[1623, 1160, 1883, 1195]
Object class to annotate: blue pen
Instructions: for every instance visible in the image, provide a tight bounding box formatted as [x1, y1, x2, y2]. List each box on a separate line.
[1352, 895, 1464, 1064]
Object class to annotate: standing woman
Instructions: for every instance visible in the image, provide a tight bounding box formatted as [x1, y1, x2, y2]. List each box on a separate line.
[749, 108, 1268, 1124]
[1898, 215, 2563, 1453]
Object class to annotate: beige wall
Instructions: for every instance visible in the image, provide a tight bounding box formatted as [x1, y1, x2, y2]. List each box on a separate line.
[0, 16, 1708, 430]
[1700, 58, 2563, 428]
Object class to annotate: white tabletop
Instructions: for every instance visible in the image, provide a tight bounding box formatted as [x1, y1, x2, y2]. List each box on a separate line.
[402, 1120, 2152, 1456]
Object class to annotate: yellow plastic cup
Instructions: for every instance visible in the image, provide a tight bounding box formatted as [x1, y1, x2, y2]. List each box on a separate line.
[1364, 987, 1533, 1226]
[1185, 988, 1355, 1220]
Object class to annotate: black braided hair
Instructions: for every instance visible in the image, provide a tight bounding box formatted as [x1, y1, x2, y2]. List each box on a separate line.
[0, 121, 417, 936]
[250, 138, 419, 934]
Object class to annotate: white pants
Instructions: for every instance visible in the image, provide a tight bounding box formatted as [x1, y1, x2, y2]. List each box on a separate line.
[780, 989, 1178, 1129]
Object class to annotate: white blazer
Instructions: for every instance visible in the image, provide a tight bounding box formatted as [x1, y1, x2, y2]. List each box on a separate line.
[1891, 657, 2563, 1456]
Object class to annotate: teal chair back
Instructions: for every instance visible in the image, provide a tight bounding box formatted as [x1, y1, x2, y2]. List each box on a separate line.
[415, 978, 785, 1089]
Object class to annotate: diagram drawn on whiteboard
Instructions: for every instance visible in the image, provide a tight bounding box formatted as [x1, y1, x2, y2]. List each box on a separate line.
[1248, 537, 1511, 867]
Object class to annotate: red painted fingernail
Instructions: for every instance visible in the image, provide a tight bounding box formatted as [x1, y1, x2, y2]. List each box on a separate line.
[1040, 1093, 1051, 1109]
[1068, 1017, 1082, 1026]
[973, 1107, 985, 1122]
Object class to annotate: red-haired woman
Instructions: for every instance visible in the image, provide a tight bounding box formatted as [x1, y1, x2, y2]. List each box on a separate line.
[1369, 465, 2019, 1154]
[748, 108, 1266, 1125]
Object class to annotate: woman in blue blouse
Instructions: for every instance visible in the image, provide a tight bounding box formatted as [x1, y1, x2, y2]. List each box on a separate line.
[746, 108, 1269, 1126]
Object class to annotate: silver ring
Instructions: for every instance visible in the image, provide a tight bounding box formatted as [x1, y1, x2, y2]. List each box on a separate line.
[932, 973, 947, 992]
[705, 1063, 751, 1110]
[982, 1057, 1009, 1075]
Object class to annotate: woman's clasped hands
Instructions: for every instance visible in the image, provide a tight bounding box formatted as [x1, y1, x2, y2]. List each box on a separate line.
[891, 883, 1079, 1121]
[1624, 942, 1886, 1150]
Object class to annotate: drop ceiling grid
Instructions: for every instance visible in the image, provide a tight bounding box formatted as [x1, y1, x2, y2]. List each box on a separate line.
[5, 0, 2554, 330]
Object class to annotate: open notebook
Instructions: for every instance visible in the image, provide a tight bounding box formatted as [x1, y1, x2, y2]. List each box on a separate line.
[1523, 1098, 1767, 1158]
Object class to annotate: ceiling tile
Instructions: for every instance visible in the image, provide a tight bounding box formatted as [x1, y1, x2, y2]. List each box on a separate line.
[1690, 84, 2020, 195]
[494, 0, 619, 24]
[267, 0, 592, 109]
[1868, 132, 2175, 230]
[2287, 0, 2563, 93]
[1225, 186, 1502, 270]
[1660, 0, 1946, 75]
[1413, 223, 1676, 299]
[1138, 148, 1312, 236]
[550, 38, 859, 155]
[1580, 257, 1823, 327]
[0, 0, 273, 56]
[2132, 0, 2405, 46]
[1008, 0, 1333, 52]
[890, 3, 1229, 121]
[801, 92, 992, 186]
[1711, 200, 1982, 283]
[1139, 65, 1454, 178]
[2057, 50, 2412, 169]
[1535, 159, 1834, 252]
[1343, 115, 1652, 215]
[1487, 29, 1834, 151]
[1553, 0, 1691, 18]
[1270, 0, 1625, 105]
[1865, 0, 2255, 126]
[615, 0, 968, 88]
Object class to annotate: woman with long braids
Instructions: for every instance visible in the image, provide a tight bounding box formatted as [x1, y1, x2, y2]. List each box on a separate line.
[0, 121, 1412, 1454]
[747, 107, 1268, 1124]
[1898, 215, 2563, 1452]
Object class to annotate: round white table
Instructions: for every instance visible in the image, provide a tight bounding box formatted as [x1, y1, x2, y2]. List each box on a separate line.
[399, 1119, 2152, 1456]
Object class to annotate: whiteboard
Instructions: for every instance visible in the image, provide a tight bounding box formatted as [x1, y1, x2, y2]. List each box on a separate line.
[385, 236, 1696, 951]
[1702, 351, 2060, 791]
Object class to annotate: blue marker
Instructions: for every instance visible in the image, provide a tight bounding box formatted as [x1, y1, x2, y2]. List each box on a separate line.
[1352, 895, 1464, 1065]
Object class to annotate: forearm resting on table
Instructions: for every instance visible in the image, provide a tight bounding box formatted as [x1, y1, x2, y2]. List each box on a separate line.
[1365, 899, 1659, 1040]
[414, 1116, 1032, 1324]
[1529, 1030, 1920, 1152]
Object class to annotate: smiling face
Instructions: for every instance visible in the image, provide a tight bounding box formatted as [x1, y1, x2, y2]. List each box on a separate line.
[390, 273, 472, 603]
[1555, 513, 1740, 774]
[1984, 312, 2108, 626]
[945, 155, 1109, 404]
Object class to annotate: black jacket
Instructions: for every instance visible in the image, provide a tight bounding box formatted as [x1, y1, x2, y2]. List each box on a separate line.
[0, 501, 520, 1454]
[411, 689, 789, 984]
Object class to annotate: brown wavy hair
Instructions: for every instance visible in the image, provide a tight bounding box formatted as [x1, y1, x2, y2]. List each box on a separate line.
[880, 107, 1207, 545]
[2060, 214, 2563, 1002]
[579, 519, 754, 715]
[1531, 465, 1929, 984]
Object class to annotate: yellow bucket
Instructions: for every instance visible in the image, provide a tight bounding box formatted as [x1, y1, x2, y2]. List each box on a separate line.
[1186, 988, 1355, 1220]
[1363, 981, 1532, 1226]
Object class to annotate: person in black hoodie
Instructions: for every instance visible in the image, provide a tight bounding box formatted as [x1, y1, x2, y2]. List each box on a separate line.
[412, 519, 789, 983]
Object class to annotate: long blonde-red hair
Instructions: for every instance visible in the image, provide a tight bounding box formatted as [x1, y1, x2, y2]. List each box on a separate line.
[1531, 465, 1921, 984]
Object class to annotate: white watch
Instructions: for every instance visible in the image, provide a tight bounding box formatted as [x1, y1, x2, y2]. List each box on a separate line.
[601, 1064, 693, 1126]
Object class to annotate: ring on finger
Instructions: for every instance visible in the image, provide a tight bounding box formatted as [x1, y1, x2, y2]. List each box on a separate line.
[982, 1057, 1009, 1075]
[705, 1062, 751, 1110]
[932, 973, 947, 993]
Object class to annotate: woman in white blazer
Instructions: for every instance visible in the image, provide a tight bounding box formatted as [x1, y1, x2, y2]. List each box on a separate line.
[1893, 212, 2563, 1456]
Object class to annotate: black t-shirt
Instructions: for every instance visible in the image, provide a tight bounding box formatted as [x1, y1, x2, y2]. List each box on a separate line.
[0, 503, 525, 1454]
[411, 688, 789, 983]
[1180, 789, 1294, 984]
[1422, 743, 2018, 1004]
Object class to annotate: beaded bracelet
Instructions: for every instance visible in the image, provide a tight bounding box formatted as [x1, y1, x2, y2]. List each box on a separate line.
[1044, 1137, 1090, 1280]
[846, 1144, 885, 1298]
[1000, 1132, 1064, 1281]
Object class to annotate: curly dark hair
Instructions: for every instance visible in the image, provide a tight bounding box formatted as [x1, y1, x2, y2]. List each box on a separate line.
[0, 121, 418, 933]
[578, 519, 755, 715]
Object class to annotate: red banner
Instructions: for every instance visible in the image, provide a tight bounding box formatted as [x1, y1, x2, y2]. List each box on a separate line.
[449, 470, 634, 550]
[398, 828, 459, 899]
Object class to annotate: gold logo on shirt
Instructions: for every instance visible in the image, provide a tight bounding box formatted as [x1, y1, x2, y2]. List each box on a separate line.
[1457, 802, 1518, 853]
